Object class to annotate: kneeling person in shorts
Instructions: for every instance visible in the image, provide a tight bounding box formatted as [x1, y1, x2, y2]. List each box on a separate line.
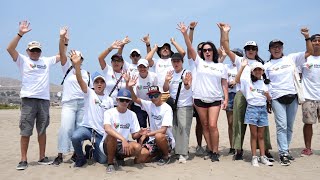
[104, 88, 144, 173]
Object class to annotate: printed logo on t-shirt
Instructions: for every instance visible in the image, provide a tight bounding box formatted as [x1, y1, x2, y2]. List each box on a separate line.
[305, 63, 320, 69]
[29, 63, 36, 69]
[93, 99, 110, 110]
[158, 64, 171, 68]
[151, 114, 162, 121]
[271, 64, 291, 71]
[137, 82, 151, 90]
[120, 123, 130, 129]
[203, 65, 221, 72]
[29, 63, 47, 69]
[250, 86, 265, 95]
[228, 73, 236, 77]
[114, 122, 120, 128]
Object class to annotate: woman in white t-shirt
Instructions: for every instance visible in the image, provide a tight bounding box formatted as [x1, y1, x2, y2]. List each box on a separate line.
[264, 28, 312, 166]
[178, 22, 228, 162]
[163, 52, 193, 163]
[218, 23, 273, 161]
[236, 61, 273, 167]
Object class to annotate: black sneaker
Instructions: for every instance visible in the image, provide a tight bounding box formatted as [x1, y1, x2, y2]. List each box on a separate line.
[157, 157, 171, 166]
[38, 157, 52, 165]
[265, 152, 275, 162]
[228, 148, 236, 155]
[16, 161, 28, 170]
[234, 152, 243, 160]
[85, 145, 94, 159]
[70, 153, 77, 162]
[52, 156, 63, 166]
[211, 152, 220, 162]
[287, 153, 295, 161]
[74, 158, 87, 167]
[279, 155, 291, 166]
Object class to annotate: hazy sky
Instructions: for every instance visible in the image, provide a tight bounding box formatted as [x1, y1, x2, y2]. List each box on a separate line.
[1, 0, 319, 84]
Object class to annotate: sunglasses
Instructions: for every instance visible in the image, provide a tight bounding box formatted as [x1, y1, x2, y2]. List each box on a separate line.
[30, 48, 42, 53]
[202, 48, 213, 52]
[112, 59, 123, 62]
[119, 98, 130, 103]
[131, 54, 140, 57]
[245, 46, 258, 51]
[148, 93, 160, 99]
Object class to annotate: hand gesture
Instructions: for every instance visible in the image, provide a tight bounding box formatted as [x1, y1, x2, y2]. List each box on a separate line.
[19, 20, 32, 35]
[121, 70, 129, 81]
[141, 34, 150, 45]
[110, 40, 123, 49]
[183, 72, 192, 86]
[241, 58, 248, 67]
[68, 50, 82, 66]
[122, 141, 131, 156]
[122, 36, 131, 45]
[153, 44, 158, 51]
[221, 100, 228, 110]
[189, 21, 198, 29]
[177, 22, 188, 35]
[217, 23, 231, 32]
[301, 27, 310, 38]
[219, 46, 227, 57]
[127, 75, 138, 88]
[170, 37, 175, 44]
[165, 70, 173, 82]
[60, 26, 69, 41]
[138, 128, 149, 136]
[267, 102, 272, 114]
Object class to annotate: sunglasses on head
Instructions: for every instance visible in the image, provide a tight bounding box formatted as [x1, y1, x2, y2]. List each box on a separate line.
[131, 53, 140, 57]
[148, 93, 160, 99]
[245, 46, 258, 51]
[30, 48, 41, 53]
[119, 98, 130, 103]
[202, 48, 213, 52]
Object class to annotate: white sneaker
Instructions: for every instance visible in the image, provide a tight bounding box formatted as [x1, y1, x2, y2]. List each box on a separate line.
[260, 155, 273, 166]
[251, 156, 259, 167]
[178, 155, 188, 164]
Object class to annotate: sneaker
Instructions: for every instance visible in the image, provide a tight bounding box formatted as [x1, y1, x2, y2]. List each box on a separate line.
[234, 151, 243, 161]
[228, 148, 236, 155]
[287, 153, 295, 161]
[301, 148, 313, 157]
[52, 156, 63, 166]
[157, 157, 171, 166]
[260, 155, 273, 166]
[195, 146, 205, 156]
[265, 152, 275, 162]
[178, 155, 188, 164]
[38, 157, 52, 165]
[85, 145, 94, 159]
[204, 151, 213, 160]
[74, 158, 87, 167]
[16, 161, 28, 170]
[211, 152, 220, 162]
[251, 156, 259, 167]
[70, 153, 77, 162]
[279, 155, 291, 166]
[107, 164, 115, 174]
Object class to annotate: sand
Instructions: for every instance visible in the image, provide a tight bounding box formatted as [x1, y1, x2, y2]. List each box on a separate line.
[0, 107, 319, 180]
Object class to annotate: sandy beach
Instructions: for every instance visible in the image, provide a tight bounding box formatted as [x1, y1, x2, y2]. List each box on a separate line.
[0, 107, 319, 180]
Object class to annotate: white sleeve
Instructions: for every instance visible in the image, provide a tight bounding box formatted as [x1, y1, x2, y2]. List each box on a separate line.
[104, 110, 112, 125]
[140, 99, 152, 112]
[130, 112, 140, 133]
[161, 107, 173, 127]
[15, 53, 26, 68]
[288, 52, 305, 67]
[221, 64, 228, 80]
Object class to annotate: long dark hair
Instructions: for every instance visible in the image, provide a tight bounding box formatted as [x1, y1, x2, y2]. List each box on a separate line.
[251, 73, 270, 84]
[200, 41, 219, 63]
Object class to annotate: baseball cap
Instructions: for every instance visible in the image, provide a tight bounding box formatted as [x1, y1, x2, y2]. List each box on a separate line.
[157, 43, 174, 58]
[111, 53, 123, 61]
[171, 53, 183, 61]
[147, 86, 161, 95]
[250, 62, 264, 71]
[91, 72, 105, 83]
[269, 39, 284, 49]
[130, 49, 141, 55]
[137, 59, 149, 67]
[310, 34, 320, 41]
[27, 41, 42, 50]
[244, 41, 258, 48]
[117, 88, 132, 100]
[231, 48, 244, 57]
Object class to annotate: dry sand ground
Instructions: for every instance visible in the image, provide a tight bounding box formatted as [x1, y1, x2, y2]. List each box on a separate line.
[0, 107, 319, 180]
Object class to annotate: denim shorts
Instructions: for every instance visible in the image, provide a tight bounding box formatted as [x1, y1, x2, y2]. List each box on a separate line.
[244, 104, 268, 127]
[226, 92, 236, 112]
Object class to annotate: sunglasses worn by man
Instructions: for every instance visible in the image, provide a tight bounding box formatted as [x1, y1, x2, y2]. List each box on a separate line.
[149, 93, 160, 99]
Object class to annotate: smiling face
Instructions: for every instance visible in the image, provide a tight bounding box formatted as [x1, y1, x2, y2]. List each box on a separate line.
[111, 57, 124, 72]
[26, 48, 42, 60]
[269, 43, 283, 59]
[137, 64, 148, 77]
[93, 78, 106, 95]
[148, 93, 162, 105]
[252, 67, 264, 79]
[160, 45, 171, 59]
[130, 52, 141, 64]
[244, 45, 258, 59]
[312, 36, 320, 54]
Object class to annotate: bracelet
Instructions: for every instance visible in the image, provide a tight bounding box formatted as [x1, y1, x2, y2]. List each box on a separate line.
[17, 33, 23, 38]
[64, 44, 68, 46]
[190, 28, 194, 30]
[305, 37, 311, 41]
[146, 44, 150, 46]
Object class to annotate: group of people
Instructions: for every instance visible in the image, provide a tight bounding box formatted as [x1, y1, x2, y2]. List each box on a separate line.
[7, 20, 320, 173]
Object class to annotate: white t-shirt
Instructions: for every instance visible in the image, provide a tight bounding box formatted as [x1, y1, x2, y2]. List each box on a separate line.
[168, 69, 193, 107]
[61, 61, 90, 103]
[81, 88, 114, 136]
[299, 55, 320, 100]
[104, 108, 140, 141]
[152, 58, 174, 92]
[192, 55, 227, 102]
[234, 55, 259, 92]
[264, 52, 305, 99]
[225, 63, 237, 93]
[15, 53, 57, 100]
[140, 99, 175, 148]
[133, 71, 158, 106]
[103, 64, 127, 106]
[241, 79, 269, 106]
[126, 62, 139, 77]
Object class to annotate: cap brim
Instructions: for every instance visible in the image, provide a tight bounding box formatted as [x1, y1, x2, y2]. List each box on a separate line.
[117, 97, 132, 100]
[147, 91, 161, 95]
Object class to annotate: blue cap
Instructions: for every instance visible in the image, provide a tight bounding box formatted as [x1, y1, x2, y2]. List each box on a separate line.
[117, 88, 132, 100]
[91, 72, 105, 83]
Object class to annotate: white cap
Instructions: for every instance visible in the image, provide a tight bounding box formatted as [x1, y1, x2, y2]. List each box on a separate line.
[250, 62, 264, 71]
[244, 41, 257, 47]
[27, 41, 42, 50]
[130, 49, 141, 55]
[137, 59, 149, 67]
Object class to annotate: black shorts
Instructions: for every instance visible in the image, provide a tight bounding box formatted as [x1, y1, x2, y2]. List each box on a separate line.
[194, 99, 221, 108]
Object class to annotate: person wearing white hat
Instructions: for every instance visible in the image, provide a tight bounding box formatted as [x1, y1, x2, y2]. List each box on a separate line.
[7, 20, 61, 170]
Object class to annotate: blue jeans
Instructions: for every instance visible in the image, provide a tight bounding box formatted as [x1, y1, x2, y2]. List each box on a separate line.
[58, 99, 84, 153]
[71, 126, 107, 164]
[272, 97, 298, 156]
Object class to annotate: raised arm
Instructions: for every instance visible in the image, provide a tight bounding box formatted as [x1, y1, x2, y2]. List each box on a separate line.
[177, 22, 197, 61]
[98, 40, 122, 70]
[127, 76, 142, 105]
[70, 50, 88, 93]
[59, 27, 69, 66]
[235, 58, 247, 83]
[163, 71, 173, 92]
[183, 72, 192, 90]
[217, 23, 236, 62]
[145, 44, 157, 67]
[188, 21, 198, 44]
[141, 34, 151, 54]
[7, 21, 32, 61]
[301, 27, 313, 58]
[117, 36, 131, 55]
[171, 37, 186, 58]
[218, 46, 227, 63]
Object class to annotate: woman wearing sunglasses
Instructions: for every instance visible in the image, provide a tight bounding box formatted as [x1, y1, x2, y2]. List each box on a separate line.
[264, 28, 312, 166]
[178, 22, 228, 162]
[218, 23, 273, 161]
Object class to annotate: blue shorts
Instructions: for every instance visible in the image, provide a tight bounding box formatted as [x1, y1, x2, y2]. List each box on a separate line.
[244, 104, 268, 127]
[226, 92, 236, 112]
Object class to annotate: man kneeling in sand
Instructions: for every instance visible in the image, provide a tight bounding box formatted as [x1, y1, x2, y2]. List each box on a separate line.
[104, 88, 145, 173]
[128, 77, 175, 166]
